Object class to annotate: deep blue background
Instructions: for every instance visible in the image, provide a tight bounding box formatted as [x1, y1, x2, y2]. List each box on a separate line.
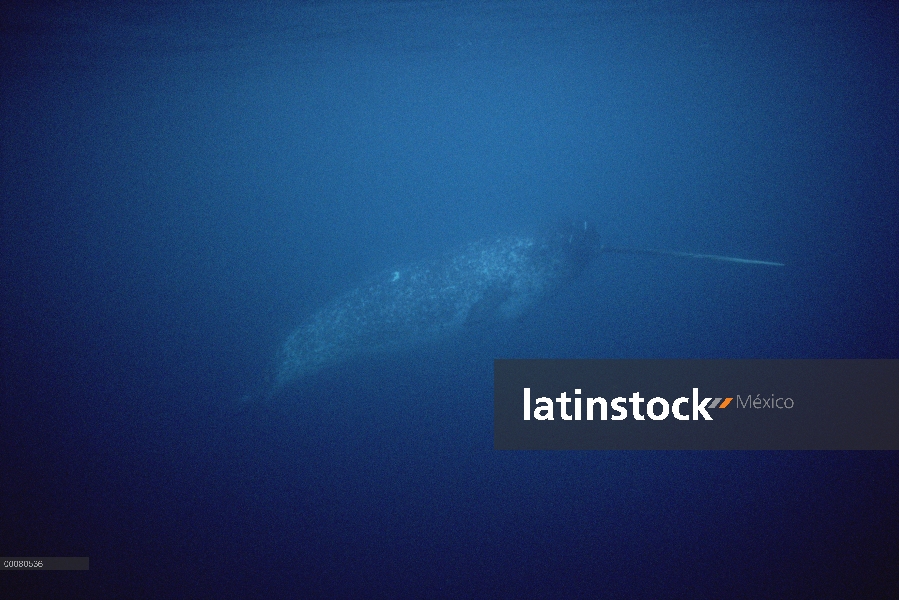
[2, 1, 897, 597]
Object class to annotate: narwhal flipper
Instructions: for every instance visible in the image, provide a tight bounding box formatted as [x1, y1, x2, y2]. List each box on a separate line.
[465, 285, 513, 325]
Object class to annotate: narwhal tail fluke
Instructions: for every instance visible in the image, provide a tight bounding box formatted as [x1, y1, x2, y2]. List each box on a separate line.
[599, 245, 784, 267]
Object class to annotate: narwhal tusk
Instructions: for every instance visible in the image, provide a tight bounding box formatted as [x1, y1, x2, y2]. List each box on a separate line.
[599, 245, 784, 267]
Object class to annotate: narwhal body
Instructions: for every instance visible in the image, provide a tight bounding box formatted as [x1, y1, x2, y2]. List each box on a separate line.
[274, 222, 599, 390]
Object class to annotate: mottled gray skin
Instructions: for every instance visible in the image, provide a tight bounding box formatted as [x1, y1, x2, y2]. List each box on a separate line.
[274, 223, 598, 390]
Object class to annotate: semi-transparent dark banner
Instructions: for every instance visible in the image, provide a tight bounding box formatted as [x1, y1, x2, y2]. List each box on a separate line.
[494, 360, 898, 450]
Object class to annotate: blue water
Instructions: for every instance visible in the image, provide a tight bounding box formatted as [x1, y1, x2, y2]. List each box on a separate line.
[2, 1, 897, 597]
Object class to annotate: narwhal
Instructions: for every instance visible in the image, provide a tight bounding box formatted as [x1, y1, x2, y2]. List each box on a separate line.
[267, 221, 782, 397]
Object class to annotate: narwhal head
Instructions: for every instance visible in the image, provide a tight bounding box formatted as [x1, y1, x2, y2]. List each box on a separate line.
[547, 218, 600, 278]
